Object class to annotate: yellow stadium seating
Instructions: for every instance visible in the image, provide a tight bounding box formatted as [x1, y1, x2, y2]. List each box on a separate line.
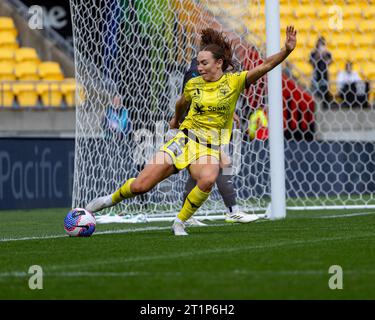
[362, 6, 375, 19]
[342, 6, 363, 18]
[290, 49, 308, 61]
[0, 62, 15, 80]
[279, 5, 294, 18]
[351, 50, 372, 62]
[38, 62, 64, 80]
[331, 49, 351, 62]
[12, 82, 38, 107]
[60, 78, 76, 107]
[358, 20, 374, 32]
[15, 47, 40, 64]
[0, 17, 18, 37]
[299, 19, 315, 32]
[339, 20, 358, 33]
[0, 32, 18, 50]
[37, 82, 63, 107]
[345, 0, 371, 4]
[294, 6, 316, 18]
[293, 61, 313, 75]
[0, 49, 15, 66]
[328, 34, 353, 48]
[328, 63, 341, 79]
[316, 7, 330, 19]
[254, 1, 375, 86]
[0, 83, 14, 108]
[15, 62, 39, 80]
[355, 34, 374, 48]
[360, 63, 375, 79]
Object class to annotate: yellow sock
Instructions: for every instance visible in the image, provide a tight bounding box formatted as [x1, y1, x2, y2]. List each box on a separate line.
[177, 185, 210, 222]
[111, 178, 136, 204]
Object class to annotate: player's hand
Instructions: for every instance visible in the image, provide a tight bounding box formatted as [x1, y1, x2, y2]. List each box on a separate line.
[169, 116, 179, 129]
[285, 25, 297, 53]
[233, 113, 241, 129]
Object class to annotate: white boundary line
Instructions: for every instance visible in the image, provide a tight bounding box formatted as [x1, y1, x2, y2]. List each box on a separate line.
[1, 269, 375, 279]
[317, 211, 375, 219]
[1, 210, 374, 242]
[0, 223, 230, 243]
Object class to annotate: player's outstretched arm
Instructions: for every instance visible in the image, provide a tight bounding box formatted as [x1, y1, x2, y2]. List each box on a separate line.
[170, 94, 190, 129]
[245, 25, 297, 87]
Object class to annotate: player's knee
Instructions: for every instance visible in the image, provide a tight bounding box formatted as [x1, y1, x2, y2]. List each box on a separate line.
[131, 178, 152, 194]
[197, 176, 216, 192]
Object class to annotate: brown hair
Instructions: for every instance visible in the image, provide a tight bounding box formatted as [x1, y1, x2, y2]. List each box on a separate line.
[199, 28, 234, 71]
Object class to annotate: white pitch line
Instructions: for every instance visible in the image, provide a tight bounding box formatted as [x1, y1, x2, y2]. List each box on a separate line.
[1, 269, 375, 279]
[317, 211, 375, 219]
[0, 223, 230, 243]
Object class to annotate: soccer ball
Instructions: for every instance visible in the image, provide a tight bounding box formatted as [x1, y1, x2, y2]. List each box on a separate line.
[64, 208, 96, 237]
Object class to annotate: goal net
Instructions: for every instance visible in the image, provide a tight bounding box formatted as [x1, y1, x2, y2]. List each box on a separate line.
[70, 0, 270, 222]
[70, 0, 375, 223]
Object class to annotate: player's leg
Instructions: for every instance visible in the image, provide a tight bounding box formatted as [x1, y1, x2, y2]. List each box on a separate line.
[181, 175, 208, 226]
[86, 152, 176, 213]
[172, 156, 219, 235]
[219, 149, 259, 223]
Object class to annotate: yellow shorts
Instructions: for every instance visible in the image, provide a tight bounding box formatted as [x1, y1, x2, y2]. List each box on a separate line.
[160, 131, 220, 171]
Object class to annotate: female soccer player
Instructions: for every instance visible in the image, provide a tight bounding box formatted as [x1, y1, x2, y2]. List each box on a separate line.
[86, 26, 297, 236]
[178, 28, 257, 224]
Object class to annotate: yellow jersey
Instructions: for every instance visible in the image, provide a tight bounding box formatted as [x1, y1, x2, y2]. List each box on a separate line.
[181, 71, 248, 145]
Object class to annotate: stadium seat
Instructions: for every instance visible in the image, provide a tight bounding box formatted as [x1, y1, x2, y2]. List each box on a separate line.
[345, 0, 371, 4]
[355, 34, 374, 48]
[15, 47, 40, 64]
[331, 49, 351, 62]
[0, 32, 18, 50]
[0, 83, 14, 108]
[279, 5, 294, 18]
[15, 62, 39, 80]
[12, 82, 39, 107]
[37, 82, 63, 107]
[60, 78, 76, 107]
[290, 49, 308, 61]
[351, 50, 371, 62]
[0, 62, 15, 80]
[316, 7, 330, 19]
[362, 6, 375, 19]
[311, 20, 329, 34]
[360, 63, 375, 79]
[342, 20, 359, 32]
[0, 49, 15, 66]
[294, 6, 316, 18]
[291, 19, 314, 33]
[358, 20, 374, 32]
[293, 61, 313, 76]
[38, 62, 64, 80]
[329, 63, 341, 80]
[331, 34, 353, 48]
[0, 17, 18, 37]
[342, 6, 363, 18]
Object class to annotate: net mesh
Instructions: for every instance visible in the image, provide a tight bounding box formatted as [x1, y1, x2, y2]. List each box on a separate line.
[70, 0, 270, 219]
[70, 0, 375, 221]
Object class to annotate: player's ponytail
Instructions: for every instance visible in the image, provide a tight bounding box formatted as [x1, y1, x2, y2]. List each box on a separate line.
[200, 28, 234, 71]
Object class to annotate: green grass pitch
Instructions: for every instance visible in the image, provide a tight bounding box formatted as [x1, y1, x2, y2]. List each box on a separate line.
[0, 207, 374, 299]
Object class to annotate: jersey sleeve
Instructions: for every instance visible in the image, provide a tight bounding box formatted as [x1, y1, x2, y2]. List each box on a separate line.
[236, 70, 248, 92]
[182, 58, 199, 92]
[183, 79, 193, 102]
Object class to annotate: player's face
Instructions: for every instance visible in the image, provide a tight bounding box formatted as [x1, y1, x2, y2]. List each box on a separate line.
[197, 51, 223, 81]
